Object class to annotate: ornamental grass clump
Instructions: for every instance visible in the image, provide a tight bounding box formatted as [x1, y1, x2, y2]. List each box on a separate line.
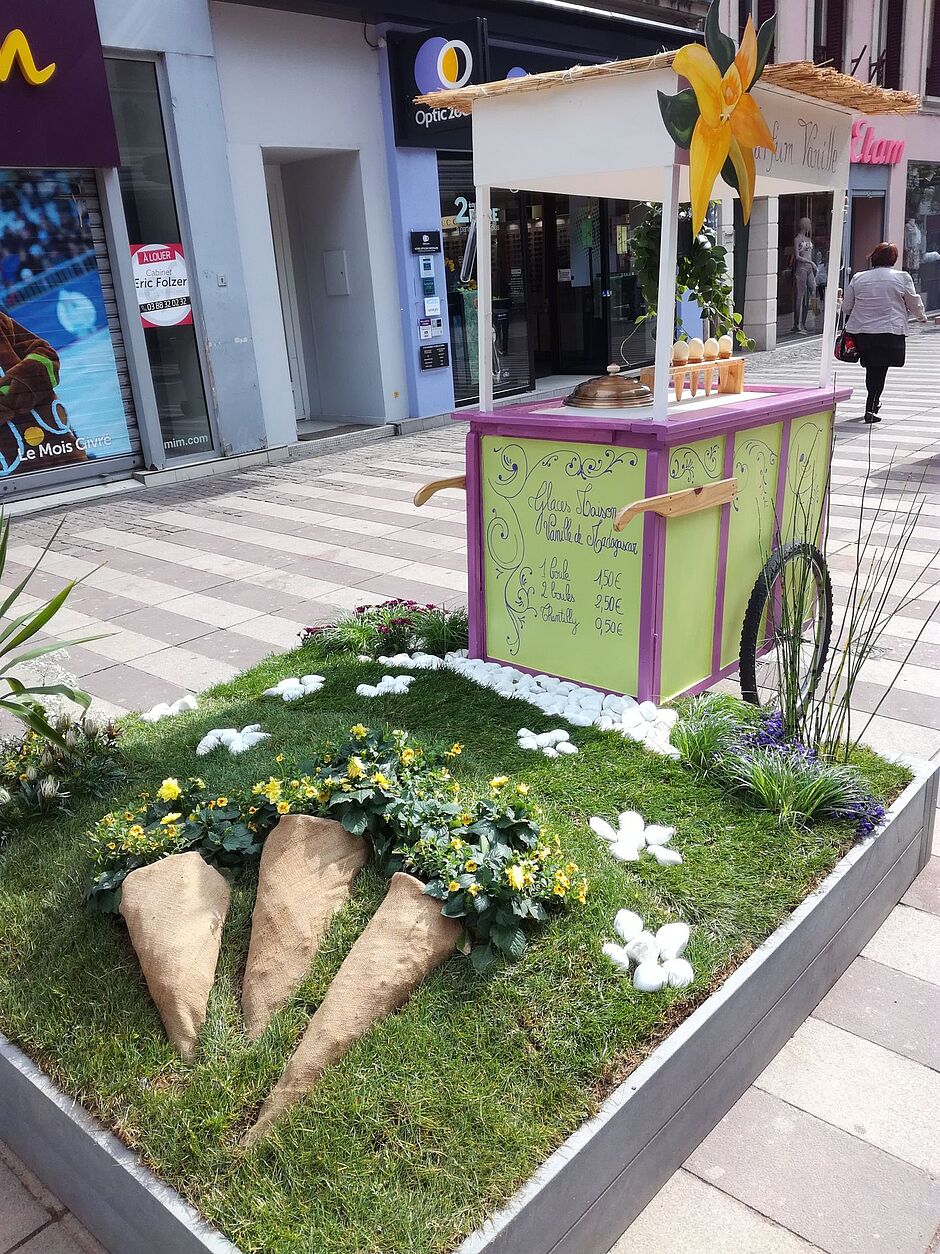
[670, 693, 752, 774]
[302, 599, 468, 660]
[719, 745, 869, 830]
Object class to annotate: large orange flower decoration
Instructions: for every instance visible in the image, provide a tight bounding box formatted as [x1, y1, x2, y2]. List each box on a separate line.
[659, 2, 777, 235]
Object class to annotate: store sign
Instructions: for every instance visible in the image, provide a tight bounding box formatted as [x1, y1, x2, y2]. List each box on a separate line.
[0, 169, 131, 480]
[130, 245, 193, 329]
[387, 20, 487, 150]
[420, 343, 449, 370]
[851, 119, 905, 166]
[750, 87, 851, 189]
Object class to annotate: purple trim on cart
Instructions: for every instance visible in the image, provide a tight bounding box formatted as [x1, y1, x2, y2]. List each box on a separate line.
[711, 434, 738, 676]
[648, 448, 670, 703]
[465, 431, 486, 660]
[457, 385, 852, 446]
[636, 448, 664, 703]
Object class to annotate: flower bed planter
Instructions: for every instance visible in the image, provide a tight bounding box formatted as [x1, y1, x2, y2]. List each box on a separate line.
[0, 757, 934, 1254]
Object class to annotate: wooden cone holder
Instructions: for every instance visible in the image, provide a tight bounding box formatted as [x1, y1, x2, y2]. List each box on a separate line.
[639, 356, 745, 404]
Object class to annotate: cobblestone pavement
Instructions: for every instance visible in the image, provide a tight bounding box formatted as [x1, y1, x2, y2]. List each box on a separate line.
[1, 330, 938, 1252]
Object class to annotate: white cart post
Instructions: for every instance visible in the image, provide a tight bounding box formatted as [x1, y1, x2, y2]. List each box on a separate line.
[475, 184, 494, 413]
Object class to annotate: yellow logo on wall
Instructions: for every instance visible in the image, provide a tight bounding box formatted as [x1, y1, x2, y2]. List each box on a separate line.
[0, 29, 56, 86]
[23, 427, 45, 447]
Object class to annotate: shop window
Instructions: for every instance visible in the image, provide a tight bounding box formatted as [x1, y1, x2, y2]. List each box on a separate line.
[739, 2, 775, 54]
[106, 59, 213, 461]
[776, 194, 833, 338]
[0, 170, 135, 485]
[438, 157, 531, 405]
[904, 162, 940, 312]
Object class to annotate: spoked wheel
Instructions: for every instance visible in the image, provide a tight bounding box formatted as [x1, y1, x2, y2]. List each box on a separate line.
[739, 541, 833, 708]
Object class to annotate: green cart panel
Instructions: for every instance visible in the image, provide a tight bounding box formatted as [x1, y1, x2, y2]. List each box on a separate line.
[782, 411, 833, 544]
[481, 436, 647, 692]
[660, 437, 727, 700]
[720, 422, 784, 669]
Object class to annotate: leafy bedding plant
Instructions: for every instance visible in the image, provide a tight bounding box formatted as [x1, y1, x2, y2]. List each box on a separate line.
[304, 599, 468, 660]
[85, 725, 585, 972]
[0, 644, 912, 1254]
[0, 712, 124, 845]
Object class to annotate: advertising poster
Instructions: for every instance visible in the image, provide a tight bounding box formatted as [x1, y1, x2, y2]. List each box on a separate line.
[130, 244, 193, 328]
[0, 169, 131, 479]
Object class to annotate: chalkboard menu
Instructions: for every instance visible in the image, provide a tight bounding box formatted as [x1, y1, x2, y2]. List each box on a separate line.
[481, 436, 647, 693]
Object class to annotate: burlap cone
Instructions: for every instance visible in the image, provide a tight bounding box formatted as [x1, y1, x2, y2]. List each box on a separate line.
[119, 852, 230, 1061]
[241, 815, 368, 1039]
[243, 872, 459, 1145]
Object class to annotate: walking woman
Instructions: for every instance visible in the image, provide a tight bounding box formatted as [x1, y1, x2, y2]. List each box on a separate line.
[842, 242, 927, 423]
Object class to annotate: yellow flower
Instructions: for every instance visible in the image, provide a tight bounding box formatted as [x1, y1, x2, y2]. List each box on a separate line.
[276, 753, 284, 764]
[576, 879, 588, 904]
[350, 724, 368, 738]
[450, 837, 464, 850]
[370, 771, 391, 789]
[468, 882, 481, 896]
[448, 880, 461, 893]
[672, 18, 775, 233]
[446, 741, 463, 758]
[346, 756, 365, 780]
[400, 747, 416, 766]
[459, 811, 473, 825]
[490, 775, 509, 790]
[194, 779, 205, 790]
[464, 860, 478, 872]
[506, 865, 525, 891]
[123, 810, 135, 821]
[276, 801, 291, 814]
[160, 812, 182, 825]
[516, 783, 529, 796]
[156, 778, 181, 803]
[565, 862, 578, 876]
[216, 797, 228, 808]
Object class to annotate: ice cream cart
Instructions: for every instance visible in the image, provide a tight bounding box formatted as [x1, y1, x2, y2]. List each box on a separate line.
[412, 30, 918, 704]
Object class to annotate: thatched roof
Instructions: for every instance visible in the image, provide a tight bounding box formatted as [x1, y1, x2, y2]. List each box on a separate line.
[416, 52, 920, 116]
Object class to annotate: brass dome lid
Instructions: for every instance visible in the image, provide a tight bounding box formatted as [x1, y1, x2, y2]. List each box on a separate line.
[565, 365, 653, 410]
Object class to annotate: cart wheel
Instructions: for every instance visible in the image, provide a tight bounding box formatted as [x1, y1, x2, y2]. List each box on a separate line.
[739, 541, 833, 708]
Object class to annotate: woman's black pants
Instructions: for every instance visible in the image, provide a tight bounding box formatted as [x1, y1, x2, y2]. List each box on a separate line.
[865, 363, 889, 414]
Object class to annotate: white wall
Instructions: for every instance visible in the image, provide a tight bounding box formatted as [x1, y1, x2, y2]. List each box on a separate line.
[209, 2, 408, 435]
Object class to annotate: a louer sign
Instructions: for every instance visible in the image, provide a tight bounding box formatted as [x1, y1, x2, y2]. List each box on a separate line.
[0, 0, 118, 168]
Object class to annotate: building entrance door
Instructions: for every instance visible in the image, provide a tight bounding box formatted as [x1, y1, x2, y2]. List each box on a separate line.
[528, 194, 610, 377]
[848, 193, 886, 278]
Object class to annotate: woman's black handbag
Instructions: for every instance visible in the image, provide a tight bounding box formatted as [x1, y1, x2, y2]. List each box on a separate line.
[834, 329, 860, 363]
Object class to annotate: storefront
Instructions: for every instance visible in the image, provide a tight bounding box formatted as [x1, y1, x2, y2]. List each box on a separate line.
[0, 0, 269, 504]
[381, 11, 694, 412]
[0, 2, 140, 498]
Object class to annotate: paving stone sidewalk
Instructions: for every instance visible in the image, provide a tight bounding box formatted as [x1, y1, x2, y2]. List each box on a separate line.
[1, 330, 938, 1252]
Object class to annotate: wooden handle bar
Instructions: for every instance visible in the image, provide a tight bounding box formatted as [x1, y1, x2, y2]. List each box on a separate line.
[413, 474, 467, 507]
[613, 477, 738, 532]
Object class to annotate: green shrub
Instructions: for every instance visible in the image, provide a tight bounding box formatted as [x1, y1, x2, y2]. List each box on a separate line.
[720, 745, 868, 828]
[302, 599, 468, 659]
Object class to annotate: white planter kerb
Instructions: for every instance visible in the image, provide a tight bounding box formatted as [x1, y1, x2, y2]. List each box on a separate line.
[0, 759, 935, 1254]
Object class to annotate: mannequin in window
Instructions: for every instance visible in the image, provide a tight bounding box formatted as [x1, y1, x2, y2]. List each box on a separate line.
[903, 218, 922, 290]
[792, 217, 817, 333]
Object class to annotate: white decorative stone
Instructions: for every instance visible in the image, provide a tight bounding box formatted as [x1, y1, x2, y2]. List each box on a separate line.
[638, 700, 659, 722]
[196, 724, 270, 757]
[141, 694, 198, 723]
[633, 961, 668, 992]
[556, 741, 579, 755]
[602, 941, 633, 972]
[614, 910, 644, 943]
[625, 932, 660, 965]
[590, 816, 618, 843]
[618, 811, 646, 843]
[542, 746, 559, 758]
[610, 840, 641, 862]
[650, 846, 683, 866]
[518, 737, 539, 751]
[661, 957, 694, 988]
[643, 824, 677, 847]
[655, 922, 690, 960]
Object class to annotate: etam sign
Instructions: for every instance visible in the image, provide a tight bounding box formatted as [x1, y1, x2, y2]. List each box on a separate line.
[851, 119, 905, 165]
[0, 0, 118, 168]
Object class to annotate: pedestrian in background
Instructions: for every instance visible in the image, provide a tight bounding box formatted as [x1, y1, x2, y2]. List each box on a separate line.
[841, 242, 927, 423]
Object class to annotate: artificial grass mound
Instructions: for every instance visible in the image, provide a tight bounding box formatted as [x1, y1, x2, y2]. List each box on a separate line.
[0, 648, 910, 1254]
